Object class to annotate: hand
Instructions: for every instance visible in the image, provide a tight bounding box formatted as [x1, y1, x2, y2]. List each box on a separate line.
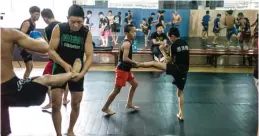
[63, 63, 72, 72]
[29, 31, 42, 39]
[71, 73, 84, 82]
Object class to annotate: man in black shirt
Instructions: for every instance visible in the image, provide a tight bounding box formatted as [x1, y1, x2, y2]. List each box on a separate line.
[157, 10, 165, 28]
[139, 27, 189, 121]
[41, 8, 70, 110]
[148, 12, 155, 38]
[48, 5, 93, 136]
[151, 23, 168, 62]
[102, 24, 140, 115]
[84, 10, 93, 30]
[19, 6, 41, 79]
[99, 12, 110, 47]
[113, 12, 122, 45]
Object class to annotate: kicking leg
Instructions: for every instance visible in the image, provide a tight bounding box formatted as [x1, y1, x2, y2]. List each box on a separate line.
[102, 85, 122, 115]
[126, 79, 139, 110]
[139, 61, 166, 71]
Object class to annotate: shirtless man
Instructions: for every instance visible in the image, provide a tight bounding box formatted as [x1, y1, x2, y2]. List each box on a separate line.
[108, 10, 116, 45]
[224, 10, 238, 47]
[1, 28, 81, 136]
[172, 10, 182, 28]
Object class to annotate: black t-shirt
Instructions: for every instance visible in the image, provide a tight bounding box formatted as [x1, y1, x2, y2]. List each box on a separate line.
[158, 15, 164, 24]
[114, 15, 121, 25]
[151, 32, 167, 46]
[20, 19, 36, 35]
[45, 21, 60, 42]
[171, 39, 189, 71]
[148, 17, 153, 27]
[99, 17, 109, 31]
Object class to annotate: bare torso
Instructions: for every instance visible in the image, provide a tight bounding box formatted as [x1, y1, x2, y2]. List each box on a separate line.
[225, 15, 235, 29]
[1, 28, 17, 83]
[172, 14, 181, 24]
[108, 15, 114, 25]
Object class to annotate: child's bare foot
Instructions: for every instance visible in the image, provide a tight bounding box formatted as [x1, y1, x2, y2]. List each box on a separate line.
[125, 104, 140, 110]
[41, 103, 51, 109]
[177, 113, 184, 121]
[72, 58, 81, 73]
[102, 108, 116, 115]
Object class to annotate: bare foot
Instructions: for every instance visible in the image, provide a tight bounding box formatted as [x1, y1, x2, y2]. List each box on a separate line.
[177, 113, 184, 121]
[72, 58, 81, 73]
[102, 108, 116, 115]
[67, 131, 75, 136]
[125, 104, 140, 110]
[41, 103, 51, 109]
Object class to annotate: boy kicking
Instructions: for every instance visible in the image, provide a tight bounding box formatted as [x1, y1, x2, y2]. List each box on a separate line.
[102, 24, 140, 115]
[139, 27, 189, 120]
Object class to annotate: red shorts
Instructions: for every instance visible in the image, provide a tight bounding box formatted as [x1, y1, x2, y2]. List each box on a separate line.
[100, 30, 110, 38]
[43, 61, 54, 75]
[115, 68, 135, 87]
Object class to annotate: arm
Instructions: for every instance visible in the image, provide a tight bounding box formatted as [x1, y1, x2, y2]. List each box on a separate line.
[122, 42, 138, 65]
[179, 15, 182, 23]
[80, 32, 93, 75]
[20, 21, 30, 34]
[48, 25, 69, 68]
[12, 29, 48, 54]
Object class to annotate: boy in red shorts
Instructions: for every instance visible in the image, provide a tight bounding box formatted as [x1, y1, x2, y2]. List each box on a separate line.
[102, 24, 140, 115]
[41, 9, 69, 109]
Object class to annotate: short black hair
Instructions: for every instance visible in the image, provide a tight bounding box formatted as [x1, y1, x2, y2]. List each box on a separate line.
[142, 18, 146, 21]
[68, 4, 84, 18]
[98, 12, 104, 15]
[238, 12, 244, 17]
[41, 8, 54, 19]
[87, 10, 92, 15]
[156, 23, 164, 29]
[108, 10, 112, 13]
[206, 10, 210, 14]
[217, 13, 221, 17]
[124, 24, 134, 33]
[29, 6, 40, 14]
[151, 13, 155, 15]
[128, 10, 131, 12]
[118, 12, 121, 15]
[168, 27, 180, 38]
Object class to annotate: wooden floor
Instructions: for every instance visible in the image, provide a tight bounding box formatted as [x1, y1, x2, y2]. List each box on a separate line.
[13, 61, 254, 73]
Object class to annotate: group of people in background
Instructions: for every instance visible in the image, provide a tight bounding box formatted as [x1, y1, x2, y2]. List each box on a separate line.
[201, 10, 258, 50]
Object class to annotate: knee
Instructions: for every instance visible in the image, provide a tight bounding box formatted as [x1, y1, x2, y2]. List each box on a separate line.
[52, 100, 62, 111]
[42, 74, 52, 86]
[131, 82, 138, 89]
[71, 101, 81, 111]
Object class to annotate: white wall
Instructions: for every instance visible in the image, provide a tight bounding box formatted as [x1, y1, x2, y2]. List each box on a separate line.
[0, 0, 72, 29]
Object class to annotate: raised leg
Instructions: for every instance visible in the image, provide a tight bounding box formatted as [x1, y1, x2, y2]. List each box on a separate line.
[139, 61, 166, 71]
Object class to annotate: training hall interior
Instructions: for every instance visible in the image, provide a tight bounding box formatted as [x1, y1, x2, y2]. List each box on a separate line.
[0, 0, 258, 135]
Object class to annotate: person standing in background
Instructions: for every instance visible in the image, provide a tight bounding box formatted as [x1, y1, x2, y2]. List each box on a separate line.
[201, 10, 210, 39]
[19, 6, 41, 79]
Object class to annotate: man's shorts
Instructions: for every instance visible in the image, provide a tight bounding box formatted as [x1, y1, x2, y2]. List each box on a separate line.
[115, 68, 135, 87]
[20, 48, 33, 63]
[166, 63, 188, 90]
[43, 60, 54, 75]
[226, 27, 238, 41]
[111, 23, 120, 32]
[100, 30, 110, 38]
[51, 64, 84, 91]
[213, 27, 220, 33]
[203, 24, 208, 32]
[1, 76, 48, 107]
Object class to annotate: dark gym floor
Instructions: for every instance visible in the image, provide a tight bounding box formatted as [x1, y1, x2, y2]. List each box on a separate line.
[9, 69, 258, 136]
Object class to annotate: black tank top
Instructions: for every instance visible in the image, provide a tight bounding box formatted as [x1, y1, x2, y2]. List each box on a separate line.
[117, 39, 133, 71]
[85, 16, 89, 24]
[56, 23, 88, 65]
[20, 18, 35, 34]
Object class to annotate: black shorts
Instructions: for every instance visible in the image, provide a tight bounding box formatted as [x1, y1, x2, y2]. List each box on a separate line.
[203, 24, 208, 32]
[111, 23, 120, 32]
[143, 29, 149, 35]
[166, 63, 188, 90]
[20, 48, 33, 63]
[1, 76, 48, 107]
[148, 26, 151, 30]
[52, 64, 84, 91]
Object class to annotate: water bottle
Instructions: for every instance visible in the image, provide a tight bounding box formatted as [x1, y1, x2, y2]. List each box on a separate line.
[133, 40, 138, 52]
